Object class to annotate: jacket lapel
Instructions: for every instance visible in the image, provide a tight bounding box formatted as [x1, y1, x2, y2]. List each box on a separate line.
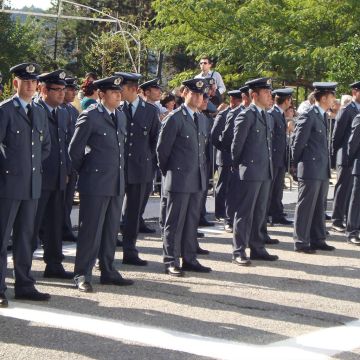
[181, 105, 197, 130]
[99, 104, 116, 128]
[12, 96, 31, 126]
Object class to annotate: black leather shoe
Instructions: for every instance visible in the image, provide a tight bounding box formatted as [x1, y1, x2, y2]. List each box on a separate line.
[331, 223, 346, 232]
[77, 281, 93, 293]
[0, 293, 8, 307]
[232, 256, 251, 266]
[197, 247, 210, 255]
[310, 242, 335, 251]
[116, 239, 123, 247]
[182, 261, 212, 273]
[165, 265, 184, 277]
[123, 257, 148, 266]
[295, 247, 316, 254]
[100, 276, 134, 286]
[15, 289, 51, 301]
[265, 238, 280, 245]
[250, 251, 278, 261]
[44, 267, 74, 279]
[139, 225, 156, 234]
[198, 219, 214, 227]
[325, 214, 332, 220]
[63, 234, 77, 242]
[272, 217, 293, 225]
[197, 231, 205, 238]
[224, 224, 233, 233]
[348, 236, 360, 245]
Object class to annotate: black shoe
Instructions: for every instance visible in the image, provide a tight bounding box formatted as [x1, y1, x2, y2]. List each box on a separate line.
[197, 231, 205, 238]
[326, 230, 330, 235]
[198, 219, 214, 227]
[272, 217, 293, 225]
[310, 242, 335, 251]
[182, 261, 212, 273]
[250, 250, 278, 261]
[224, 224, 233, 233]
[15, 288, 51, 301]
[348, 236, 360, 245]
[265, 238, 280, 245]
[197, 247, 210, 255]
[139, 225, 156, 234]
[116, 239, 123, 247]
[0, 293, 8, 307]
[44, 266, 74, 279]
[123, 256, 148, 266]
[100, 276, 134, 286]
[63, 234, 77, 242]
[295, 247, 316, 254]
[232, 256, 251, 266]
[281, 212, 288, 217]
[325, 214, 332, 220]
[165, 265, 184, 277]
[331, 223, 346, 232]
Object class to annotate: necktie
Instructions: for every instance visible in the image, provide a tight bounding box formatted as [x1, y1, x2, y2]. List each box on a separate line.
[110, 113, 117, 127]
[52, 108, 57, 122]
[128, 103, 133, 120]
[26, 104, 32, 122]
[194, 112, 199, 130]
[261, 110, 267, 123]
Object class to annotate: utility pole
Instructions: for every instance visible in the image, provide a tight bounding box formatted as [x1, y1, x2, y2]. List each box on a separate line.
[54, 0, 62, 60]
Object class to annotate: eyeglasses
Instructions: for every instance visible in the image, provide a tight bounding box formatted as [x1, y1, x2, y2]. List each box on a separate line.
[48, 87, 66, 93]
[199, 62, 208, 65]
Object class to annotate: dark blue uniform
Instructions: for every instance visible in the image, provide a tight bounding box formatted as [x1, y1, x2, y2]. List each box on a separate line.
[0, 96, 50, 295]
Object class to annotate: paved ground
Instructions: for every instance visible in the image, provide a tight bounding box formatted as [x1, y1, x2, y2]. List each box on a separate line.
[1, 182, 360, 359]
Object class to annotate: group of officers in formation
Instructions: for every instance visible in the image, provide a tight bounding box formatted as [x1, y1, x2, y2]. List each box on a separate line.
[0, 58, 360, 309]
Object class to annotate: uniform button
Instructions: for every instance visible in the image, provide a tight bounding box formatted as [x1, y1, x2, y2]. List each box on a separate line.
[129, 153, 132, 156]
[198, 132, 200, 136]
[117, 131, 119, 134]
[32, 167, 35, 171]
[256, 129, 260, 132]
[32, 142, 34, 146]
[120, 166, 122, 169]
[119, 142, 121, 146]
[129, 143, 133, 146]
[32, 154, 34, 158]
[177, 167, 180, 170]
[186, 135, 189, 138]
[131, 123, 134, 126]
[130, 133, 133, 136]
[146, 158, 149, 161]
[59, 138, 61, 142]
[313, 157, 315, 160]
[32, 130, 34, 133]
[95, 169, 99, 172]
[60, 150, 62, 153]
[61, 161, 63, 165]
[120, 154, 122, 158]
[104, 133, 107, 136]
[16, 130, 20, 134]
[5, 170, 9, 174]
[251, 160, 254, 163]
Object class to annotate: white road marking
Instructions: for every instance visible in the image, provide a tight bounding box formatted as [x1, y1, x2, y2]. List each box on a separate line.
[1, 303, 359, 360]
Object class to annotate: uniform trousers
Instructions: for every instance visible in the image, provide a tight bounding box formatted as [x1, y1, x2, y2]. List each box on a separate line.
[0, 198, 37, 293]
[233, 180, 271, 256]
[346, 175, 360, 237]
[74, 194, 122, 282]
[268, 166, 286, 220]
[63, 170, 77, 239]
[163, 191, 202, 267]
[122, 182, 148, 258]
[332, 165, 353, 223]
[215, 165, 231, 219]
[294, 179, 328, 249]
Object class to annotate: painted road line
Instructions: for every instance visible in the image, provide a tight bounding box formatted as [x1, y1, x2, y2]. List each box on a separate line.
[1, 303, 360, 360]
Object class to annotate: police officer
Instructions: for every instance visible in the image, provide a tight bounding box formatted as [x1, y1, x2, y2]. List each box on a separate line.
[32, 70, 73, 279]
[61, 77, 80, 242]
[115, 72, 160, 266]
[137, 78, 163, 234]
[221, 85, 250, 232]
[211, 89, 242, 224]
[268, 88, 294, 225]
[231, 78, 278, 266]
[292, 82, 337, 253]
[69, 75, 133, 292]
[0, 63, 51, 305]
[331, 81, 360, 232]
[346, 112, 360, 245]
[157, 78, 211, 276]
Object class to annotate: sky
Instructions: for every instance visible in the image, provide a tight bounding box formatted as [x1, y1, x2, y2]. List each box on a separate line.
[6, 0, 52, 10]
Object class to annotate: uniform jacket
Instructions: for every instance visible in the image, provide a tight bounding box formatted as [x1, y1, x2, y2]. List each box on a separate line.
[221, 104, 245, 166]
[61, 102, 79, 138]
[211, 106, 231, 166]
[121, 97, 160, 184]
[36, 99, 70, 191]
[0, 96, 51, 200]
[69, 103, 126, 197]
[332, 101, 359, 166]
[347, 114, 360, 175]
[292, 105, 330, 180]
[268, 105, 287, 168]
[156, 105, 208, 193]
[231, 104, 273, 181]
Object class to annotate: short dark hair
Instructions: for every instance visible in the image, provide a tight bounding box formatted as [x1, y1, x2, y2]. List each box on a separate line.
[275, 95, 291, 105]
[160, 92, 175, 107]
[314, 90, 334, 102]
[200, 56, 213, 64]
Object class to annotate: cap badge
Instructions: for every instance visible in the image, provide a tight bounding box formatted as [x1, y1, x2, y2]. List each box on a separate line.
[59, 71, 66, 79]
[196, 80, 204, 89]
[114, 77, 122, 85]
[26, 64, 35, 73]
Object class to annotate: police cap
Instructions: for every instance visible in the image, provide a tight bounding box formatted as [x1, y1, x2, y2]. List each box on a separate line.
[312, 82, 337, 93]
[272, 88, 294, 97]
[350, 81, 360, 90]
[10, 62, 40, 80]
[114, 72, 142, 85]
[182, 78, 207, 94]
[245, 77, 272, 90]
[93, 76, 123, 91]
[139, 78, 161, 91]
[227, 89, 242, 98]
[38, 69, 67, 85]
[65, 77, 79, 89]
[239, 85, 250, 94]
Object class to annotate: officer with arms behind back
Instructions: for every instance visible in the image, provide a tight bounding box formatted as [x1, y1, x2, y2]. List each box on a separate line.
[69, 75, 133, 292]
[292, 82, 337, 253]
[156, 78, 211, 277]
[0, 63, 51, 306]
